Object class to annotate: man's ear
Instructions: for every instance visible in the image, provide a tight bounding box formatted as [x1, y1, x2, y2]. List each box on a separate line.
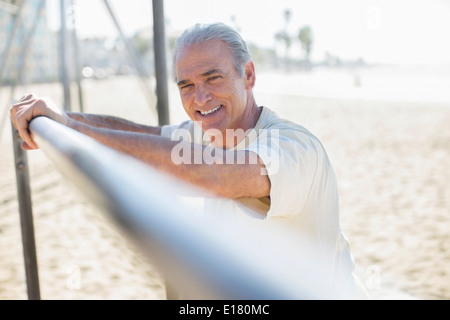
[244, 61, 256, 90]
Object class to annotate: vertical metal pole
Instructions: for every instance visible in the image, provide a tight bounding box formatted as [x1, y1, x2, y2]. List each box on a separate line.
[69, 0, 84, 112]
[11, 121, 41, 300]
[152, 0, 174, 298]
[59, 0, 71, 111]
[152, 0, 170, 125]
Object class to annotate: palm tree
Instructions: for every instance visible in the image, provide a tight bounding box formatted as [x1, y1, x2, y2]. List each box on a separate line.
[274, 9, 292, 68]
[275, 30, 292, 56]
[298, 26, 313, 64]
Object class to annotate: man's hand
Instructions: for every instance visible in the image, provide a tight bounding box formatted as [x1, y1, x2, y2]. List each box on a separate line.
[10, 93, 69, 150]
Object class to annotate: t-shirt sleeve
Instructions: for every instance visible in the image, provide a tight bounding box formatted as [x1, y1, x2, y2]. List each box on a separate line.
[247, 129, 320, 218]
[160, 120, 194, 141]
[161, 123, 183, 140]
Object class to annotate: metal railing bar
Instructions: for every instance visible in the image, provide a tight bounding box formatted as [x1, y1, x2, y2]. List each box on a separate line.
[29, 116, 336, 300]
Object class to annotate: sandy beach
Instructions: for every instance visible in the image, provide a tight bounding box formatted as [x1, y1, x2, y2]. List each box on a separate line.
[1, 67, 449, 300]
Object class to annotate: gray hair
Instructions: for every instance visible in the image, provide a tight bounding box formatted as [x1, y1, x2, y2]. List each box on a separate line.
[171, 23, 252, 81]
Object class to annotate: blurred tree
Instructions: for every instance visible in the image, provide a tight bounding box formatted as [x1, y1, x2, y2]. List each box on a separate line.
[132, 31, 151, 56]
[247, 42, 277, 69]
[283, 8, 292, 27]
[298, 26, 313, 63]
[274, 30, 292, 54]
[274, 8, 293, 68]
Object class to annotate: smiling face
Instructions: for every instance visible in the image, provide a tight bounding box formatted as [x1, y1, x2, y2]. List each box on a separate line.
[174, 40, 258, 146]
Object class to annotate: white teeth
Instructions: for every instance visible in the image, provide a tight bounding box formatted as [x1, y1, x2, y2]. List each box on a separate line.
[200, 105, 222, 116]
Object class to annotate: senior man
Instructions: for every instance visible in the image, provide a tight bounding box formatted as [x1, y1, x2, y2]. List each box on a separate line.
[11, 23, 361, 298]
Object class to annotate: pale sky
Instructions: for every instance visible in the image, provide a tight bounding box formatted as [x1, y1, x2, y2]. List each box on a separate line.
[47, 0, 450, 66]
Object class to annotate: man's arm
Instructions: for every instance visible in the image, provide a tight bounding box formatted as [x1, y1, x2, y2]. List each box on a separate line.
[67, 112, 161, 135]
[10, 94, 161, 148]
[69, 118, 270, 199]
[10, 94, 270, 200]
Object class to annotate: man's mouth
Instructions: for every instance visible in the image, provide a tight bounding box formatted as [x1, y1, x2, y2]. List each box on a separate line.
[199, 105, 222, 116]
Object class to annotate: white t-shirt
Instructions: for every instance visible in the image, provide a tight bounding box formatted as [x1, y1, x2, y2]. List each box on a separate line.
[161, 106, 358, 298]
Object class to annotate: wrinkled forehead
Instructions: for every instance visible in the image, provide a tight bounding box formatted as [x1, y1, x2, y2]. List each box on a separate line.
[174, 40, 234, 79]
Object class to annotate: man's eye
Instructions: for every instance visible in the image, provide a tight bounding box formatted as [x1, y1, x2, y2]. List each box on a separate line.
[181, 84, 193, 90]
[208, 76, 221, 82]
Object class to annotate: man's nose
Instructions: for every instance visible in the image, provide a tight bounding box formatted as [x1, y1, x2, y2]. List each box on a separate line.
[194, 85, 212, 106]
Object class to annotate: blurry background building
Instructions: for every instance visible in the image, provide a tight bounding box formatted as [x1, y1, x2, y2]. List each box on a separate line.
[0, 0, 58, 84]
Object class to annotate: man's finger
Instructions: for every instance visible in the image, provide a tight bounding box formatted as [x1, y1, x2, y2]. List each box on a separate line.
[11, 98, 37, 110]
[16, 121, 37, 150]
[21, 137, 38, 150]
[10, 106, 20, 132]
[10, 98, 36, 131]
[21, 141, 34, 150]
[18, 93, 36, 102]
[10, 98, 36, 129]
